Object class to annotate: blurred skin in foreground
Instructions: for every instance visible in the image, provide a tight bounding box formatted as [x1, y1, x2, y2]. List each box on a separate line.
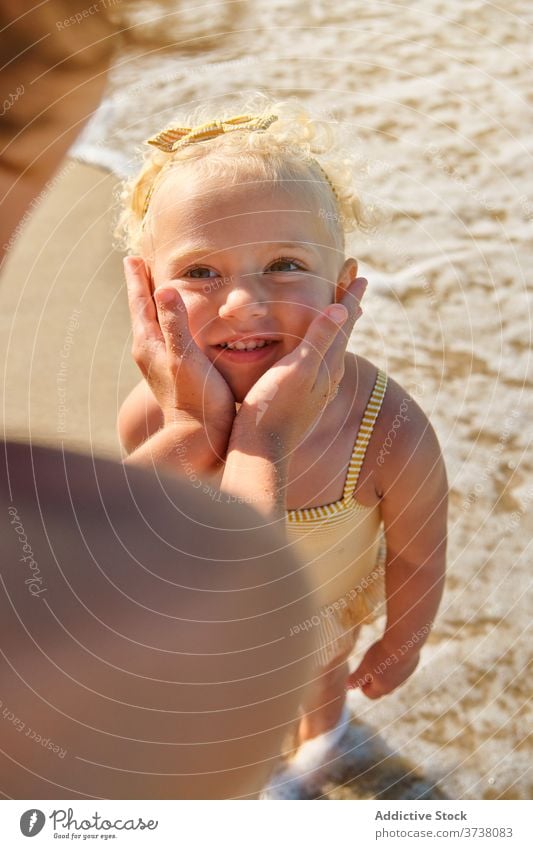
[0, 1, 315, 798]
[0, 0, 114, 267]
[0, 444, 313, 799]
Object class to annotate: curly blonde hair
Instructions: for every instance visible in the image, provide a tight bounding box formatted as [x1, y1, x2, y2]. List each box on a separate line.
[115, 93, 371, 256]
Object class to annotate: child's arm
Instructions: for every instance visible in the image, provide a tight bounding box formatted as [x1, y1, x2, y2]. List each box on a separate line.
[122, 257, 235, 474]
[347, 384, 448, 698]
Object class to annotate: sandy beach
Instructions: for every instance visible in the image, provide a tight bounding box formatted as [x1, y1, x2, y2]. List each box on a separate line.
[1, 0, 531, 800]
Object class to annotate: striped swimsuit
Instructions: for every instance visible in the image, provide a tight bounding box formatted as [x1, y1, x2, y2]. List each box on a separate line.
[285, 368, 389, 669]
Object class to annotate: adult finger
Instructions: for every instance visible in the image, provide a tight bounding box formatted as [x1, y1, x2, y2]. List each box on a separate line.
[124, 256, 162, 344]
[287, 303, 350, 374]
[154, 285, 198, 361]
[292, 277, 367, 369]
[321, 277, 367, 372]
[343, 275, 368, 310]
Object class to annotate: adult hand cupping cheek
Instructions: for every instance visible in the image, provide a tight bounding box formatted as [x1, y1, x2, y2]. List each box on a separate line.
[124, 256, 236, 468]
[219, 277, 366, 516]
[236, 276, 367, 452]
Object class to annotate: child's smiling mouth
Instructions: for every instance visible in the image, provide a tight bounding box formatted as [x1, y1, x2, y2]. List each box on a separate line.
[211, 335, 281, 363]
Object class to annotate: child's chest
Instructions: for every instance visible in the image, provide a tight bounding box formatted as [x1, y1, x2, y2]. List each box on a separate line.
[285, 401, 381, 512]
[285, 436, 378, 512]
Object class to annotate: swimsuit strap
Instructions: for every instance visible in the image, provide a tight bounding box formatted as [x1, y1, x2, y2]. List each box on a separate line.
[342, 368, 388, 503]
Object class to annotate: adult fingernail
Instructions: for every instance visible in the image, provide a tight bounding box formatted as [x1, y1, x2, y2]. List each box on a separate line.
[328, 305, 347, 324]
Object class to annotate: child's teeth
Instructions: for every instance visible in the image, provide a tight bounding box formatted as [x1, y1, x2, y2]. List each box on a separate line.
[223, 339, 273, 350]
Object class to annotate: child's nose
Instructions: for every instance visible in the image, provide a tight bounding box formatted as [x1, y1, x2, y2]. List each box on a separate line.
[218, 277, 269, 321]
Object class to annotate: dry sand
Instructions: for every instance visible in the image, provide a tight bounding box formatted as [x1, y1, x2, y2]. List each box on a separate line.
[1, 163, 133, 457]
[1, 0, 531, 800]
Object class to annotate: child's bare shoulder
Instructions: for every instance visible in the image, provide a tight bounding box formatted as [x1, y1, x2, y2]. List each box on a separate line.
[350, 355, 443, 495]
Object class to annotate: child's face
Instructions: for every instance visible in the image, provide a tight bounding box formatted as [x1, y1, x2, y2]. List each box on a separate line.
[145, 164, 357, 402]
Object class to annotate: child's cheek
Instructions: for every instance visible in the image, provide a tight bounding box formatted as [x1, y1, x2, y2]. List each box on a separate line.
[292, 294, 333, 332]
[177, 290, 213, 343]
[292, 279, 334, 308]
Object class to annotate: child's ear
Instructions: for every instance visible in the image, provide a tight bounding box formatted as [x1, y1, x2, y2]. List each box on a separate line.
[334, 257, 358, 302]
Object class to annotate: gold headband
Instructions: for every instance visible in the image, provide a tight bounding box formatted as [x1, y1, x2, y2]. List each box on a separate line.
[146, 113, 278, 153]
[141, 112, 339, 218]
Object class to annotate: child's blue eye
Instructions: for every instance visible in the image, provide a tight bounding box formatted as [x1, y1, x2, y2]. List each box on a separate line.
[183, 258, 304, 279]
[185, 267, 216, 279]
[267, 258, 304, 273]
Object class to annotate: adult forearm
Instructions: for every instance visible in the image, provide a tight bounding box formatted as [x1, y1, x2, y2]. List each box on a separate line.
[125, 417, 288, 524]
[124, 420, 224, 477]
[221, 427, 289, 522]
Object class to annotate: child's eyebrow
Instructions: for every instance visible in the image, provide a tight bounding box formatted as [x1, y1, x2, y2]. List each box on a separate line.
[166, 241, 321, 272]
